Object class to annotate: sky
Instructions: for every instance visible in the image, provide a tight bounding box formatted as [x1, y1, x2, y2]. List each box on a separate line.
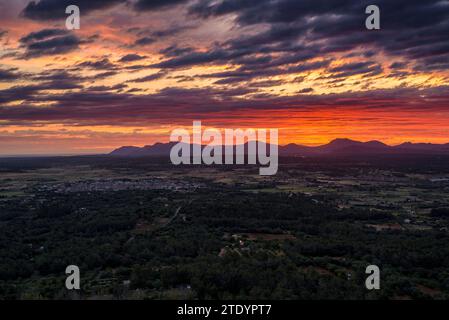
[1, 0, 449, 155]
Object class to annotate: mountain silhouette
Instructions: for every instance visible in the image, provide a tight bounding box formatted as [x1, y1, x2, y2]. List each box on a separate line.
[109, 139, 449, 157]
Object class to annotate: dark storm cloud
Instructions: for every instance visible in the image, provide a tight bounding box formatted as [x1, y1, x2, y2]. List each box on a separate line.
[127, 72, 166, 83]
[189, 0, 361, 24]
[298, 88, 314, 94]
[19, 28, 84, 58]
[32, 72, 85, 90]
[89, 71, 119, 80]
[203, 59, 330, 85]
[159, 45, 194, 58]
[123, 65, 148, 71]
[184, 0, 449, 72]
[134, 0, 190, 11]
[86, 84, 128, 92]
[21, 0, 449, 74]
[286, 60, 331, 73]
[390, 62, 408, 70]
[22, 34, 82, 58]
[189, 0, 260, 19]
[76, 58, 117, 70]
[19, 28, 67, 43]
[247, 79, 284, 88]
[150, 24, 193, 38]
[133, 37, 156, 46]
[152, 47, 252, 68]
[22, 0, 124, 20]
[191, 0, 447, 29]
[0, 83, 256, 116]
[0, 79, 83, 104]
[31, 69, 84, 83]
[0, 68, 23, 82]
[118, 54, 147, 63]
[2, 86, 449, 126]
[412, 54, 449, 72]
[0, 85, 39, 104]
[24, 69, 117, 92]
[127, 24, 195, 47]
[328, 62, 383, 78]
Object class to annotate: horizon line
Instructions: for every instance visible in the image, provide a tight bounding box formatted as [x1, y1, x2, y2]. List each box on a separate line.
[1, 138, 449, 158]
[118, 137, 449, 148]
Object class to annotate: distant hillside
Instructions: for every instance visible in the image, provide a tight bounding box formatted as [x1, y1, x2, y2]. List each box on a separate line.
[110, 142, 179, 157]
[109, 139, 449, 157]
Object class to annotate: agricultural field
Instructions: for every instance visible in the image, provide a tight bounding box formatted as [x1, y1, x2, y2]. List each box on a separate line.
[1, 155, 449, 300]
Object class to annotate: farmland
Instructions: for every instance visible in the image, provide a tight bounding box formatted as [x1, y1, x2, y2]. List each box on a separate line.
[1, 155, 449, 299]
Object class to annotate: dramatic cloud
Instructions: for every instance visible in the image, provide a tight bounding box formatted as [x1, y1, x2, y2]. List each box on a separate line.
[134, 0, 190, 11]
[22, 0, 124, 20]
[127, 72, 167, 83]
[19, 28, 68, 43]
[118, 54, 147, 63]
[0, 68, 23, 82]
[1, 0, 449, 154]
[76, 58, 117, 70]
[1, 85, 449, 126]
[328, 62, 383, 79]
[187, 0, 449, 71]
[133, 37, 156, 47]
[19, 28, 83, 58]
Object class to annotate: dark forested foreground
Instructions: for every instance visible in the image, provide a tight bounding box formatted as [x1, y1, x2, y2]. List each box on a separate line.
[1, 155, 449, 300]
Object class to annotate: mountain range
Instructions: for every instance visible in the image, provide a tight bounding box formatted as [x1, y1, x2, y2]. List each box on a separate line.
[109, 139, 449, 157]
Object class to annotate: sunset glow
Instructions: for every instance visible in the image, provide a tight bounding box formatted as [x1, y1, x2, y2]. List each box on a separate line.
[1, 0, 449, 154]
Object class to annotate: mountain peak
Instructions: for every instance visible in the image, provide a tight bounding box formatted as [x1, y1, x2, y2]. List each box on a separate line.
[109, 139, 449, 157]
[365, 140, 388, 146]
[328, 138, 360, 145]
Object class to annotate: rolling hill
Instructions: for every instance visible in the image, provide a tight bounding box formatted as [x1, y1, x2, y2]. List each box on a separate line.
[110, 138, 449, 157]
